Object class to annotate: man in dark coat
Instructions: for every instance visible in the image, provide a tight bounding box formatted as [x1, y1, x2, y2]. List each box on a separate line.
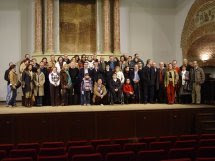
[156, 62, 166, 103]
[110, 73, 122, 104]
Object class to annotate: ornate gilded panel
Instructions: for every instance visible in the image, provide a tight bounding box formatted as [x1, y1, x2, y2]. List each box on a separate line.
[60, 0, 96, 54]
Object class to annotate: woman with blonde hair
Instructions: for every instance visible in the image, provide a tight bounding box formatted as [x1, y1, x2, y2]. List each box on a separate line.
[164, 63, 179, 104]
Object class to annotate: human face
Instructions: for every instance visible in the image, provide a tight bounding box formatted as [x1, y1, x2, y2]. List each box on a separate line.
[84, 62, 88, 69]
[193, 61, 198, 68]
[126, 79, 130, 84]
[53, 67, 57, 73]
[172, 61, 177, 68]
[159, 62, 164, 69]
[168, 64, 173, 70]
[113, 74, 117, 79]
[28, 65, 32, 71]
[98, 79, 102, 85]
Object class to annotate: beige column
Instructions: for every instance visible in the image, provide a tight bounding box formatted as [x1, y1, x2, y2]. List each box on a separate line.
[46, 0, 54, 54]
[113, 0, 120, 54]
[34, 0, 42, 54]
[103, 0, 111, 54]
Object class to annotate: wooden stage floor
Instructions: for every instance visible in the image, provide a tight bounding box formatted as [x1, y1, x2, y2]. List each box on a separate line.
[0, 103, 214, 114]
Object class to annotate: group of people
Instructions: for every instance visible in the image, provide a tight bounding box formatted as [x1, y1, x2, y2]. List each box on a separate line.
[4, 53, 205, 107]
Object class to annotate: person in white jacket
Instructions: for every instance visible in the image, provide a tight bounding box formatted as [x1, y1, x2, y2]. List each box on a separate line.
[49, 67, 60, 106]
[55, 56, 66, 73]
[115, 66, 125, 84]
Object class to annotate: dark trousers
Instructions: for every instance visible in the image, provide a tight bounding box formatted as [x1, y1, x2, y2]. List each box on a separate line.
[81, 91, 91, 105]
[61, 88, 69, 106]
[158, 83, 166, 103]
[139, 82, 144, 103]
[111, 90, 122, 104]
[133, 83, 140, 103]
[94, 96, 106, 105]
[144, 84, 154, 103]
[50, 84, 60, 106]
[8, 88, 17, 106]
[124, 93, 134, 104]
[36, 96, 43, 106]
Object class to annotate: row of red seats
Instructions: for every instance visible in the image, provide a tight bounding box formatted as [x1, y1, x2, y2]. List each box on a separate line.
[0, 149, 215, 161]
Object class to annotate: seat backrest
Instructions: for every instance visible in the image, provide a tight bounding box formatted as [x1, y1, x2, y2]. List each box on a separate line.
[123, 143, 147, 152]
[160, 158, 191, 161]
[38, 154, 68, 161]
[168, 148, 195, 159]
[67, 141, 89, 148]
[10, 149, 37, 161]
[96, 144, 121, 155]
[197, 146, 215, 157]
[112, 138, 135, 145]
[106, 151, 135, 161]
[200, 134, 215, 140]
[137, 149, 167, 161]
[138, 137, 157, 144]
[39, 147, 65, 156]
[90, 139, 111, 148]
[0, 144, 14, 154]
[150, 141, 172, 150]
[196, 157, 215, 161]
[179, 135, 199, 141]
[199, 139, 215, 147]
[16, 143, 40, 152]
[42, 142, 65, 148]
[174, 140, 197, 148]
[2, 157, 33, 161]
[159, 136, 178, 143]
[0, 150, 7, 160]
[72, 153, 102, 161]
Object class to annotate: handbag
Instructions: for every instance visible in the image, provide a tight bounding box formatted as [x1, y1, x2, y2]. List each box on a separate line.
[16, 80, 22, 89]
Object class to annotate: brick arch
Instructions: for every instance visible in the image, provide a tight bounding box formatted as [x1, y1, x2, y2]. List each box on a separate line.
[181, 0, 215, 62]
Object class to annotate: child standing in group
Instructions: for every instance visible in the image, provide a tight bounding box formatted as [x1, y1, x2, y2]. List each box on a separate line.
[81, 73, 93, 106]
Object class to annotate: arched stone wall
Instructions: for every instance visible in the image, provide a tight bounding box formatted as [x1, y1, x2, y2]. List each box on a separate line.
[181, 0, 215, 66]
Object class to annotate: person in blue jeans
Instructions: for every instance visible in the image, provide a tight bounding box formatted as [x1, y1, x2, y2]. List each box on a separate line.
[81, 73, 93, 106]
[8, 64, 19, 107]
[4, 62, 14, 106]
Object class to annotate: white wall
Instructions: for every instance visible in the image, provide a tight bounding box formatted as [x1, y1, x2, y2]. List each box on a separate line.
[0, 0, 34, 101]
[0, 0, 194, 101]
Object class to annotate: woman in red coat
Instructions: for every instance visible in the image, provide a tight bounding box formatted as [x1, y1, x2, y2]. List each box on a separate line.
[123, 78, 135, 104]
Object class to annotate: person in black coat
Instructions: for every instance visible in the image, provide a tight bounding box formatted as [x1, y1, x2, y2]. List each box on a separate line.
[69, 62, 80, 105]
[78, 62, 92, 81]
[138, 62, 144, 103]
[142, 59, 157, 103]
[103, 64, 113, 91]
[156, 62, 166, 103]
[123, 66, 132, 81]
[110, 73, 122, 104]
[91, 62, 104, 83]
[130, 64, 141, 103]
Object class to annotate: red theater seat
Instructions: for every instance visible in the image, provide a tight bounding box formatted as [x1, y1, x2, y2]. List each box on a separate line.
[42, 142, 65, 148]
[200, 134, 215, 140]
[72, 153, 102, 161]
[159, 136, 178, 143]
[199, 139, 215, 147]
[106, 151, 135, 161]
[168, 148, 195, 159]
[137, 149, 167, 161]
[138, 137, 157, 144]
[2, 157, 33, 161]
[150, 141, 172, 150]
[68, 145, 94, 156]
[39, 147, 65, 156]
[16, 143, 40, 151]
[67, 141, 89, 147]
[0, 144, 14, 154]
[91, 139, 111, 148]
[197, 146, 215, 158]
[9, 149, 37, 161]
[112, 138, 135, 145]
[38, 154, 68, 161]
[196, 158, 215, 161]
[123, 143, 147, 153]
[179, 135, 199, 140]
[0, 150, 7, 160]
[161, 159, 191, 161]
[96, 144, 121, 156]
[174, 140, 197, 148]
